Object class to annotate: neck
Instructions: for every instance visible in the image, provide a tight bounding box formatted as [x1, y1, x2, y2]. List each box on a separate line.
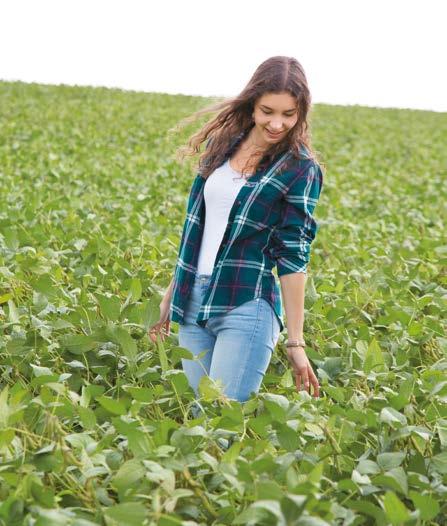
[242, 127, 269, 152]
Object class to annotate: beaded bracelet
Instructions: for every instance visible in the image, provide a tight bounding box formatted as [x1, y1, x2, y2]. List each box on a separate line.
[285, 339, 306, 348]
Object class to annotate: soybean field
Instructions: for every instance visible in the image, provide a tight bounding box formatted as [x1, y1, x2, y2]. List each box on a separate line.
[0, 80, 446, 525]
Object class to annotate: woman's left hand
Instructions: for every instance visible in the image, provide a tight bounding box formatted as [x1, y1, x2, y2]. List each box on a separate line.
[286, 346, 320, 398]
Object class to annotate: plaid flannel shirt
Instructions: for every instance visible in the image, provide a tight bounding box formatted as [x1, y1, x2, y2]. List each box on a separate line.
[169, 132, 323, 333]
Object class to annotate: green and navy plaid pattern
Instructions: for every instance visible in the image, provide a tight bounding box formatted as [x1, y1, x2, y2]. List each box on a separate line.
[169, 133, 323, 333]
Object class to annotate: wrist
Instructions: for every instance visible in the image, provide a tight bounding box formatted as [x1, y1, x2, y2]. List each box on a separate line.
[288, 345, 306, 352]
[287, 332, 304, 340]
[285, 338, 306, 349]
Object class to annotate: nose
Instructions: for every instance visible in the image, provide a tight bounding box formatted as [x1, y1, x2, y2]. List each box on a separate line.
[270, 121, 284, 130]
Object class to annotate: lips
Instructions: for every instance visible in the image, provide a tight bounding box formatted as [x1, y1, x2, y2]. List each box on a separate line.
[266, 128, 283, 137]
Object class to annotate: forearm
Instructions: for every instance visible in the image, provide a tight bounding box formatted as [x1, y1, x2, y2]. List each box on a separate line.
[162, 276, 175, 304]
[279, 271, 307, 340]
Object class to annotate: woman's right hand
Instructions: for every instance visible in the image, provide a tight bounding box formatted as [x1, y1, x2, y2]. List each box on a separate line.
[148, 298, 171, 343]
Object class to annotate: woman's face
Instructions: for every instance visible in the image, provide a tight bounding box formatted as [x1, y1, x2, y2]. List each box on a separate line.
[252, 91, 299, 146]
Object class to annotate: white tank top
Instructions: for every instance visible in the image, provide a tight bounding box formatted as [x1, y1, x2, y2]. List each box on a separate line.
[196, 158, 248, 275]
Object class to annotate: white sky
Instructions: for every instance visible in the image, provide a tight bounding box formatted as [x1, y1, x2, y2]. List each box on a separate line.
[0, 0, 446, 112]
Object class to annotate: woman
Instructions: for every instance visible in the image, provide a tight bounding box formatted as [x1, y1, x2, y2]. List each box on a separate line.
[149, 56, 324, 409]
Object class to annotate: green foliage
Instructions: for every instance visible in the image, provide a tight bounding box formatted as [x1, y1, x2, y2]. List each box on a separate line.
[0, 80, 446, 524]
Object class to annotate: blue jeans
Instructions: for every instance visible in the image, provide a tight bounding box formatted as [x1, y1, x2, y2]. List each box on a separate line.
[178, 273, 281, 412]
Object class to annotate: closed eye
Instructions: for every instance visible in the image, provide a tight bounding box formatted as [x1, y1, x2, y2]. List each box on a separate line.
[262, 109, 295, 117]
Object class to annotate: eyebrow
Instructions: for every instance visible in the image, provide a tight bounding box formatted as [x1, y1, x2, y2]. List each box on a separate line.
[260, 104, 297, 112]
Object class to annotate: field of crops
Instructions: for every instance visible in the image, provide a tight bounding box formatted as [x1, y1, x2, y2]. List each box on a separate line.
[0, 80, 446, 525]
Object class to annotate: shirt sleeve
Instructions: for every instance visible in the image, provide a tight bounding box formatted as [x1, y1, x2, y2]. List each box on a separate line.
[270, 160, 323, 276]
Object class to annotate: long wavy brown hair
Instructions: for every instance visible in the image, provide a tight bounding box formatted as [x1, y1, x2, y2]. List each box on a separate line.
[167, 55, 322, 180]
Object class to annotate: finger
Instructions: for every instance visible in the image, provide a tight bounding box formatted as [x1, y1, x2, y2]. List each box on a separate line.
[301, 371, 310, 393]
[309, 377, 319, 397]
[295, 371, 301, 392]
[309, 369, 320, 398]
[148, 326, 160, 342]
